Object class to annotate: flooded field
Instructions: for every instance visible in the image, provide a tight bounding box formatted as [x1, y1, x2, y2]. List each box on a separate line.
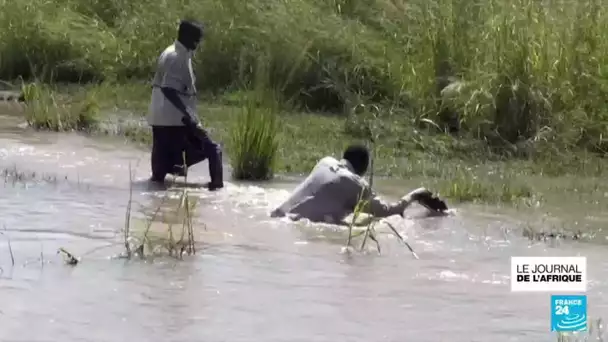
[0, 111, 607, 342]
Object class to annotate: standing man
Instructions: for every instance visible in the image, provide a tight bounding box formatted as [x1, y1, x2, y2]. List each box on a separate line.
[270, 144, 436, 224]
[147, 19, 224, 190]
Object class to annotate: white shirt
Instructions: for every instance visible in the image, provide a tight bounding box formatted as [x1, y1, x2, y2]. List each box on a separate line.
[271, 156, 409, 223]
[147, 40, 199, 126]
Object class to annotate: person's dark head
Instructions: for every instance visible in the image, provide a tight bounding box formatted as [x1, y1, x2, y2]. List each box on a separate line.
[177, 19, 204, 50]
[342, 144, 369, 176]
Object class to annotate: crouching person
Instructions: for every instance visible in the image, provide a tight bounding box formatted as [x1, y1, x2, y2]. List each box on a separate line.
[270, 144, 432, 223]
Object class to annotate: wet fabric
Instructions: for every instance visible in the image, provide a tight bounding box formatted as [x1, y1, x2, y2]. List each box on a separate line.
[270, 156, 409, 223]
[150, 125, 223, 184]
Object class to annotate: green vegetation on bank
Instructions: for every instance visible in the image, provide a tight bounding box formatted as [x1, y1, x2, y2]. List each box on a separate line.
[1, 0, 608, 205]
[13, 81, 608, 211]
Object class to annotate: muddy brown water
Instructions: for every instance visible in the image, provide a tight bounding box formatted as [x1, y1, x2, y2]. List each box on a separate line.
[0, 111, 607, 342]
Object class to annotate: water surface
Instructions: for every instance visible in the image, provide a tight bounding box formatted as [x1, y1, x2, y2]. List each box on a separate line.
[0, 114, 606, 342]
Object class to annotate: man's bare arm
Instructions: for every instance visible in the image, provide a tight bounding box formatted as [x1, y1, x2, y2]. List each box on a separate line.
[341, 177, 410, 218]
[158, 57, 197, 126]
[160, 87, 194, 126]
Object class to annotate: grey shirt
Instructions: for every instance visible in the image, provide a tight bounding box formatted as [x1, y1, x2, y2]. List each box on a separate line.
[147, 40, 199, 126]
[271, 156, 409, 224]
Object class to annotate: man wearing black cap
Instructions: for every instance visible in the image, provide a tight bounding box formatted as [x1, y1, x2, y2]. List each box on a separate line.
[147, 19, 224, 190]
[270, 144, 434, 223]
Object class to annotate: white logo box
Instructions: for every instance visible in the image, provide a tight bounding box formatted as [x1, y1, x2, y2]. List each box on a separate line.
[511, 256, 587, 292]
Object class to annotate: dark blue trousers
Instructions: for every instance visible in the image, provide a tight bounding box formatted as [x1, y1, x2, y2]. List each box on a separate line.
[150, 125, 223, 185]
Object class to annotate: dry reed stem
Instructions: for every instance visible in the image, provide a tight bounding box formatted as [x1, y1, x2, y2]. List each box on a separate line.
[125, 152, 197, 260]
[57, 247, 78, 265]
[346, 106, 419, 259]
[179, 151, 196, 256]
[1, 227, 15, 266]
[123, 162, 133, 258]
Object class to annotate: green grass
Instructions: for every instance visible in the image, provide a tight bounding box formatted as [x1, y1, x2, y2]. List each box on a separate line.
[228, 58, 283, 181]
[1, 0, 607, 153]
[2, 0, 608, 205]
[230, 98, 280, 181]
[21, 82, 100, 131]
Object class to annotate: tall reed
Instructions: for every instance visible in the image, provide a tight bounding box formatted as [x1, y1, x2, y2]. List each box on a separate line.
[122, 153, 198, 259]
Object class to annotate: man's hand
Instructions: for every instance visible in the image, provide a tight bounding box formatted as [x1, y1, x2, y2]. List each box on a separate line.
[396, 187, 433, 217]
[401, 187, 433, 204]
[181, 113, 201, 129]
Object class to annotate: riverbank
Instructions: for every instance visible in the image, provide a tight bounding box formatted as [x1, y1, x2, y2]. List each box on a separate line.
[2, 81, 605, 213]
[2, 0, 608, 206]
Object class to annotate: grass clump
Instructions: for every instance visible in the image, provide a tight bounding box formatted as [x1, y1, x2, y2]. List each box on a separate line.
[228, 48, 302, 181]
[21, 81, 99, 131]
[229, 92, 280, 181]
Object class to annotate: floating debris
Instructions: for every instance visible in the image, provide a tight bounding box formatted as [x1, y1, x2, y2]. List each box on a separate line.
[57, 248, 79, 265]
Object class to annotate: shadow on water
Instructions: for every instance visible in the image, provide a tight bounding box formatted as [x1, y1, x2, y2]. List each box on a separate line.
[0, 119, 607, 341]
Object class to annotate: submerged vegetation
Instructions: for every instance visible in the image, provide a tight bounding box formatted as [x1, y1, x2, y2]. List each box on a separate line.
[123, 156, 199, 259]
